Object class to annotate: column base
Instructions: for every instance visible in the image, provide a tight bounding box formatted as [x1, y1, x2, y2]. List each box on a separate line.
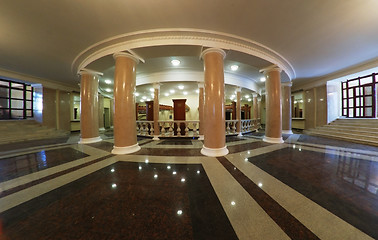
[237, 132, 243, 137]
[198, 135, 204, 140]
[79, 136, 102, 144]
[201, 145, 229, 157]
[282, 130, 293, 134]
[152, 135, 160, 140]
[112, 143, 141, 155]
[263, 136, 284, 144]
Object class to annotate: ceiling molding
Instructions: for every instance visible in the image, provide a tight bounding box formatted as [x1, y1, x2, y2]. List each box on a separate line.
[72, 28, 296, 80]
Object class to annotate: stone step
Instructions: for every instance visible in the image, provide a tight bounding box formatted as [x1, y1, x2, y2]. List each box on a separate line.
[318, 126, 378, 136]
[305, 129, 378, 146]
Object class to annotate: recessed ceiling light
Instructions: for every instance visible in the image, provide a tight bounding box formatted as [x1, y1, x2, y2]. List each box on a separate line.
[195, 89, 199, 93]
[248, 98, 252, 102]
[142, 96, 147, 99]
[135, 92, 140, 96]
[146, 98, 151, 101]
[183, 91, 188, 95]
[178, 85, 184, 90]
[104, 79, 112, 84]
[164, 93, 169, 97]
[170, 89, 175, 94]
[260, 77, 266, 82]
[105, 88, 112, 92]
[149, 88, 154, 92]
[245, 95, 249, 98]
[230, 65, 239, 71]
[171, 59, 180, 66]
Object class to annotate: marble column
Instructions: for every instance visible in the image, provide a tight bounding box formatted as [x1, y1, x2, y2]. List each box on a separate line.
[153, 82, 160, 140]
[98, 94, 105, 131]
[252, 93, 258, 130]
[78, 70, 102, 144]
[200, 48, 228, 157]
[112, 52, 140, 154]
[236, 87, 242, 136]
[261, 65, 284, 143]
[282, 82, 293, 134]
[198, 82, 205, 140]
[257, 96, 262, 131]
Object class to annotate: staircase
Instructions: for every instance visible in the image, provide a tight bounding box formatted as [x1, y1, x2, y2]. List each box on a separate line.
[0, 120, 70, 145]
[304, 118, 378, 146]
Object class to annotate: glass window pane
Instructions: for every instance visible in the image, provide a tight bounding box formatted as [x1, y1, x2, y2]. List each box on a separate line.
[364, 86, 372, 95]
[0, 109, 10, 119]
[343, 89, 347, 97]
[348, 80, 359, 87]
[11, 99, 23, 108]
[343, 99, 347, 107]
[365, 107, 373, 117]
[356, 109, 360, 117]
[26, 101, 32, 109]
[0, 87, 9, 98]
[348, 89, 354, 97]
[360, 76, 372, 85]
[343, 109, 347, 115]
[26, 110, 33, 117]
[355, 88, 360, 96]
[0, 98, 9, 108]
[0, 81, 9, 87]
[11, 82, 23, 89]
[342, 82, 346, 88]
[349, 99, 354, 106]
[26, 86, 32, 91]
[365, 96, 372, 106]
[26, 91, 32, 100]
[11, 110, 23, 119]
[349, 109, 354, 117]
[11, 89, 23, 99]
[356, 98, 360, 106]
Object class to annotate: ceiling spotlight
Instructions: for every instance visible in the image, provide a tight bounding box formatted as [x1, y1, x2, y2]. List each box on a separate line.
[245, 95, 249, 98]
[104, 79, 112, 84]
[149, 88, 154, 92]
[195, 89, 199, 93]
[178, 85, 184, 90]
[105, 88, 112, 92]
[260, 77, 266, 82]
[135, 92, 140, 96]
[183, 91, 188, 95]
[142, 96, 147, 100]
[170, 89, 175, 94]
[164, 93, 169, 97]
[230, 65, 239, 71]
[248, 98, 252, 102]
[146, 98, 151, 101]
[171, 59, 181, 66]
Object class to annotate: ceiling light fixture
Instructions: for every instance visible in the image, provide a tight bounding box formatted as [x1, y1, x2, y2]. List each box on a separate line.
[149, 88, 154, 92]
[104, 79, 112, 84]
[164, 93, 169, 97]
[135, 92, 140, 96]
[105, 88, 112, 92]
[170, 89, 175, 94]
[171, 59, 180, 66]
[183, 91, 188, 95]
[230, 65, 239, 71]
[260, 77, 266, 82]
[195, 89, 199, 93]
[178, 85, 184, 90]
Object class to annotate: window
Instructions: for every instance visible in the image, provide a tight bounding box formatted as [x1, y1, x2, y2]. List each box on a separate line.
[341, 73, 377, 118]
[0, 79, 33, 119]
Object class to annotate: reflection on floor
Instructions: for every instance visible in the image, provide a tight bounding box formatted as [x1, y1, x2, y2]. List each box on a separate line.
[0, 131, 377, 239]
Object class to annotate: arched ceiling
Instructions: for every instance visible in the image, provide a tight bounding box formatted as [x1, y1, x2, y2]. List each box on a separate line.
[0, 0, 377, 90]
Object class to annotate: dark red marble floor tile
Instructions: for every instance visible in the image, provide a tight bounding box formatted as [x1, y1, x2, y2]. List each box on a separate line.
[158, 139, 193, 145]
[227, 141, 272, 154]
[135, 148, 203, 156]
[217, 156, 320, 240]
[0, 148, 88, 183]
[0, 137, 69, 153]
[247, 147, 378, 239]
[1, 162, 237, 240]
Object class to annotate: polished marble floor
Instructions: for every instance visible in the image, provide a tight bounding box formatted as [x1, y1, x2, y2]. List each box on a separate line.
[0, 131, 377, 239]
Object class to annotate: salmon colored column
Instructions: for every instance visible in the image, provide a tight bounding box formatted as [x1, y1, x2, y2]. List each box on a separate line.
[252, 93, 258, 130]
[261, 65, 284, 143]
[236, 87, 242, 136]
[153, 83, 160, 140]
[78, 70, 102, 144]
[282, 82, 293, 134]
[112, 52, 140, 154]
[200, 48, 228, 157]
[198, 82, 205, 140]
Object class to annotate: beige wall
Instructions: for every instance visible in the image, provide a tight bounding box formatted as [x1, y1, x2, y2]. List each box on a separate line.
[43, 87, 57, 129]
[260, 95, 266, 125]
[58, 90, 71, 131]
[304, 85, 328, 129]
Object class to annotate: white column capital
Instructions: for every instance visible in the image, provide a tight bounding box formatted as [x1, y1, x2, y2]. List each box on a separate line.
[113, 52, 140, 64]
[281, 81, 293, 87]
[78, 68, 103, 77]
[236, 87, 242, 93]
[153, 82, 160, 90]
[259, 65, 282, 75]
[257, 97, 262, 102]
[200, 48, 226, 60]
[252, 93, 259, 98]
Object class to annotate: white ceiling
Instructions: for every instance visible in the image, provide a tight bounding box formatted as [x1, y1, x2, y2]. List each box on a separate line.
[0, 0, 377, 92]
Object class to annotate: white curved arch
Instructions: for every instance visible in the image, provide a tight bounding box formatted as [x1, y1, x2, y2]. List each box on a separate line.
[72, 28, 295, 80]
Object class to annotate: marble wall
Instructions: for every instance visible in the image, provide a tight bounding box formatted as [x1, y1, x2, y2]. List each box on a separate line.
[304, 85, 328, 129]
